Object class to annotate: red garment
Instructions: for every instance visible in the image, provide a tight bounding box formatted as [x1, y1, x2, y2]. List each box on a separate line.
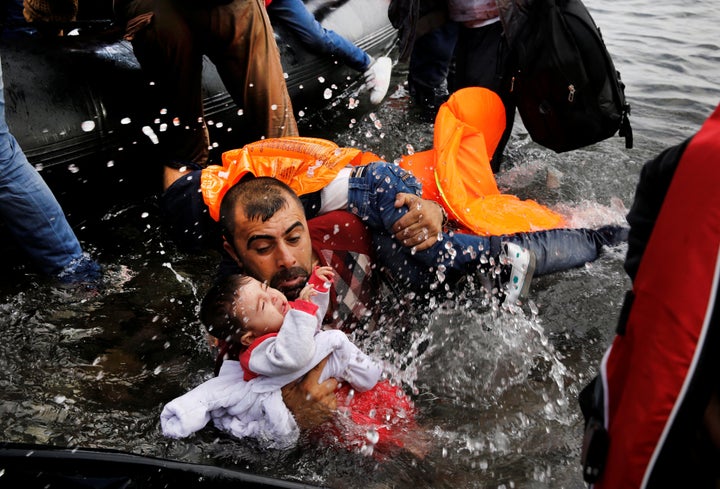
[308, 210, 376, 331]
[315, 380, 418, 456]
[594, 103, 720, 488]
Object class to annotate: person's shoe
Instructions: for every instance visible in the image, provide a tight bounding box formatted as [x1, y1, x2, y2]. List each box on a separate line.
[56, 253, 104, 292]
[363, 56, 392, 105]
[499, 242, 536, 307]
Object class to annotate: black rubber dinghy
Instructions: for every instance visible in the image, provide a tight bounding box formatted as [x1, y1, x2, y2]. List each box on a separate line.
[0, 0, 397, 225]
[0, 442, 324, 489]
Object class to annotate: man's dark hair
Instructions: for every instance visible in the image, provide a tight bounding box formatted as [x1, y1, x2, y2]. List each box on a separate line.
[199, 273, 254, 343]
[219, 176, 303, 240]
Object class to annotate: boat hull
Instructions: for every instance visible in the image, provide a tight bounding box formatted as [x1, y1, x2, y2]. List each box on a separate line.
[0, 0, 396, 225]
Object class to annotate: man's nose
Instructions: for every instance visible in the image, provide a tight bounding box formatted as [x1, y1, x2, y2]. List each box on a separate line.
[275, 243, 296, 268]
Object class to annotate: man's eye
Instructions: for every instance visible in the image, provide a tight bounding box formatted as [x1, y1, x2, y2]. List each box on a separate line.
[254, 245, 271, 254]
[287, 236, 301, 244]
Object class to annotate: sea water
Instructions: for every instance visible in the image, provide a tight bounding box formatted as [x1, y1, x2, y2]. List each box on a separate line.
[1, 0, 719, 487]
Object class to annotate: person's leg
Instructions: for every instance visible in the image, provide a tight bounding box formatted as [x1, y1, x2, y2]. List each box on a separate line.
[347, 163, 627, 283]
[501, 225, 629, 276]
[408, 21, 458, 116]
[454, 21, 514, 172]
[131, 0, 210, 168]
[205, 0, 298, 140]
[0, 63, 98, 280]
[266, 0, 371, 71]
[347, 162, 493, 275]
[159, 167, 224, 252]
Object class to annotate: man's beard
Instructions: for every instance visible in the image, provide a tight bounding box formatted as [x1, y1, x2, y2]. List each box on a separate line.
[269, 266, 310, 301]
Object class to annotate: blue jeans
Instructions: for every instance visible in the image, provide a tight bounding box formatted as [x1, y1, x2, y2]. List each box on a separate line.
[347, 162, 626, 286]
[266, 0, 371, 72]
[0, 57, 99, 281]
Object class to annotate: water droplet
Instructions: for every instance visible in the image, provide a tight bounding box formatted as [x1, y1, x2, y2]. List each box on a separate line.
[142, 126, 159, 144]
[365, 428, 380, 445]
[323, 88, 333, 99]
[120, 117, 131, 125]
[81, 120, 95, 132]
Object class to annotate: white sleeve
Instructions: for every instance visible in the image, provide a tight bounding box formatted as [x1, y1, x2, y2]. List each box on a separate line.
[246, 308, 317, 377]
[160, 361, 246, 438]
[319, 166, 352, 214]
[310, 286, 330, 328]
[317, 330, 383, 392]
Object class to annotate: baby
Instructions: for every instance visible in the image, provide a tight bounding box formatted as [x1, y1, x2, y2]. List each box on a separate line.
[161, 267, 417, 455]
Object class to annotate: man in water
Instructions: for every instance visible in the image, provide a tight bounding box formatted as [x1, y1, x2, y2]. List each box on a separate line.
[216, 174, 628, 428]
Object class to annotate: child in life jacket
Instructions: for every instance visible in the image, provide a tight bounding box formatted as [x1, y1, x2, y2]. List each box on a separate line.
[161, 266, 420, 456]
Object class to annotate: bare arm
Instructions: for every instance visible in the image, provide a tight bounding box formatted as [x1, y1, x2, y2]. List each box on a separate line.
[391, 193, 446, 252]
[281, 356, 338, 431]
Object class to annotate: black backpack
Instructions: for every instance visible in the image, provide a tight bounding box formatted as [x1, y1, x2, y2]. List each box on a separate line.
[500, 0, 633, 153]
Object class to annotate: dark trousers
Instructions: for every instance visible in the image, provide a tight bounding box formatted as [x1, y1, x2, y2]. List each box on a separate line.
[127, 0, 298, 168]
[454, 20, 515, 172]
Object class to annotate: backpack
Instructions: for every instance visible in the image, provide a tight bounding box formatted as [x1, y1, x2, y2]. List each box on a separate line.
[500, 0, 633, 153]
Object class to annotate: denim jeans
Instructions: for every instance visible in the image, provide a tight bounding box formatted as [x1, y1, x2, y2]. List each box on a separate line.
[0, 58, 99, 281]
[347, 162, 626, 286]
[266, 0, 371, 72]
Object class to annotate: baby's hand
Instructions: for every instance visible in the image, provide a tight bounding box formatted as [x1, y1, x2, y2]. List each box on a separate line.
[313, 266, 335, 284]
[298, 283, 316, 301]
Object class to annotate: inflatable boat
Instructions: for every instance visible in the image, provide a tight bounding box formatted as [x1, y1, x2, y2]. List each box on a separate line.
[0, 0, 397, 225]
[0, 442, 323, 489]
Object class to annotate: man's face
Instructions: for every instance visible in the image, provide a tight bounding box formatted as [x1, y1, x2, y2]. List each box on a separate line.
[223, 197, 313, 300]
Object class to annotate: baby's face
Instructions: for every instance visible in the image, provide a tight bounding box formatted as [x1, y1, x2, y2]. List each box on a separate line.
[234, 278, 289, 342]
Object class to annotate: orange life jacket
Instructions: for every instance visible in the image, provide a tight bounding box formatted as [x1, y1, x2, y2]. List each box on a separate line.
[400, 87, 567, 235]
[201, 136, 379, 221]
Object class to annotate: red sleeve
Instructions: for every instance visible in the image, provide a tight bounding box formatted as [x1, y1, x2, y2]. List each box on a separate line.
[239, 333, 278, 381]
[308, 211, 373, 258]
[290, 299, 319, 315]
[308, 266, 333, 292]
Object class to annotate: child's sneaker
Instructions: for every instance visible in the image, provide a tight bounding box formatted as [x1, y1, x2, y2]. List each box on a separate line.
[363, 56, 392, 105]
[499, 242, 536, 307]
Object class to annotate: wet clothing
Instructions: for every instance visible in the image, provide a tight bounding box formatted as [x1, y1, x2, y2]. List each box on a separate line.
[306, 210, 376, 330]
[623, 139, 688, 282]
[161, 268, 409, 453]
[0, 54, 100, 282]
[343, 160, 627, 286]
[113, 0, 298, 168]
[579, 102, 720, 488]
[162, 160, 627, 328]
[266, 0, 371, 72]
[407, 19, 458, 118]
[159, 167, 378, 330]
[160, 329, 382, 449]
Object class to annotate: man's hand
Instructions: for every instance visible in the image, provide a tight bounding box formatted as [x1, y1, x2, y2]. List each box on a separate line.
[391, 193, 445, 252]
[282, 357, 338, 431]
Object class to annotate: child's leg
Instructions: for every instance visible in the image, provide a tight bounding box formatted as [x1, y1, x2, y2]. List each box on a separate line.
[347, 162, 423, 231]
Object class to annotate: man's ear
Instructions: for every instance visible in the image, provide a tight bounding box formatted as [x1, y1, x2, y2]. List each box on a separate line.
[223, 238, 241, 264]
